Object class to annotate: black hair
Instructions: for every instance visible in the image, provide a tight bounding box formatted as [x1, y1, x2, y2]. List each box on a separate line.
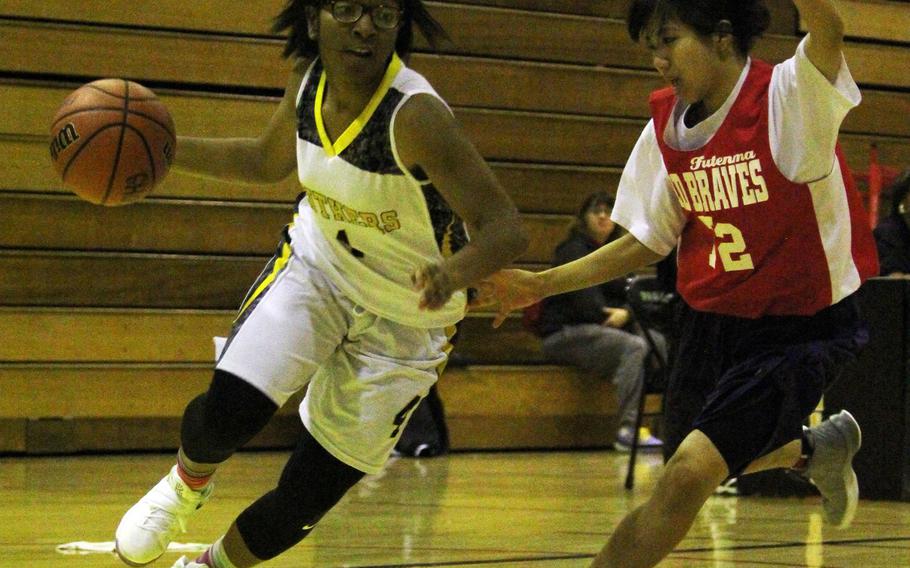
[576, 191, 616, 221]
[627, 0, 771, 56]
[889, 169, 910, 216]
[273, 0, 449, 60]
[572, 191, 620, 241]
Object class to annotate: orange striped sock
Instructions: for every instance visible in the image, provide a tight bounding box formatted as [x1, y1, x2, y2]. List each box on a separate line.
[176, 460, 213, 491]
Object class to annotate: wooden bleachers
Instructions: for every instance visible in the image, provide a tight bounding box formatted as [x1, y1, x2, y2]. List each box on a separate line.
[807, 0, 910, 44]
[2, 0, 909, 453]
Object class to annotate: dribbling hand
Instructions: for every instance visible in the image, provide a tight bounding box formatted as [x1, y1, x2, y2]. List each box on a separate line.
[413, 263, 455, 311]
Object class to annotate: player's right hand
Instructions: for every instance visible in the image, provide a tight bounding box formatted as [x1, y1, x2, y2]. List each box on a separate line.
[470, 269, 544, 328]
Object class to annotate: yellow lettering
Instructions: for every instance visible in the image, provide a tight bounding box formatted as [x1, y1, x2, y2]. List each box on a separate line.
[699, 216, 754, 272]
[380, 210, 400, 232]
[682, 172, 704, 212]
[698, 215, 717, 268]
[719, 166, 739, 208]
[359, 212, 381, 231]
[736, 163, 755, 206]
[342, 205, 365, 226]
[710, 167, 731, 210]
[749, 159, 768, 203]
[308, 192, 330, 219]
[328, 198, 346, 221]
[716, 223, 754, 271]
[694, 170, 715, 212]
[668, 174, 691, 211]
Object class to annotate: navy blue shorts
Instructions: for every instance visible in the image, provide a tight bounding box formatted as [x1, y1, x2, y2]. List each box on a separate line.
[666, 295, 868, 476]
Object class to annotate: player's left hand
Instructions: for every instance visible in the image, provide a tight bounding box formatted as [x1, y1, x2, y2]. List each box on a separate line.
[413, 263, 455, 310]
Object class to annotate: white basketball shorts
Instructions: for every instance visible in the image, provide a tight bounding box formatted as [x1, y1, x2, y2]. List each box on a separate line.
[215, 243, 453, 474]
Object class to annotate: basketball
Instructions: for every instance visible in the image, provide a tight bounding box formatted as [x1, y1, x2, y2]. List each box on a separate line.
[49, 79, 176, 206]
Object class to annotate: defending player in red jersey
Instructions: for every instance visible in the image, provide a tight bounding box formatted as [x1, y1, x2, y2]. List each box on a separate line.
[476, 1, 877, 566]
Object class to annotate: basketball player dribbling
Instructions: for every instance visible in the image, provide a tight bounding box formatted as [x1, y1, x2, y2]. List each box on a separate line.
[476, 1, 878, 566]
[114, 1, 528, 566]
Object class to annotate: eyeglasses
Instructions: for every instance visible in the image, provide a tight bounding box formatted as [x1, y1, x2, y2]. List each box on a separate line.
[325, 1, 403, 30]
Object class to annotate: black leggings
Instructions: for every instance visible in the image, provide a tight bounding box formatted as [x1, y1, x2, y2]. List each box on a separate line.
[180, 370, 365, 560]
[235, 426, 365, 559]
[180, 370, 279, 464]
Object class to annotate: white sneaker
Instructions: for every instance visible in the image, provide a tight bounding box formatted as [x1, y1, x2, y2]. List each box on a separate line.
[115, 465, 214, 566]
[806, 410, 861, 529]
[171, 556, 208, 568]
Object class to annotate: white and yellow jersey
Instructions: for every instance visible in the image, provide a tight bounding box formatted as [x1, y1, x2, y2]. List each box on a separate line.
[289, 54, 468, 328]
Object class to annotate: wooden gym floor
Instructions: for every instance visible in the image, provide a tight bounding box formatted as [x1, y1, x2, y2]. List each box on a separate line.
[2, 450, 909, 567]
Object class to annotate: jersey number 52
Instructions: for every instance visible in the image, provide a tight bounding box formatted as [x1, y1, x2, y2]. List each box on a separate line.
[698, 216, 754, 272]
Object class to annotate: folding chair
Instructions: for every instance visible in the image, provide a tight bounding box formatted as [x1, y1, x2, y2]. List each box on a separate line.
[623, 274, 678, 489]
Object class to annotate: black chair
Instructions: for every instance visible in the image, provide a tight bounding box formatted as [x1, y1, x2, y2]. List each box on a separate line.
[623, 274, 678, 489]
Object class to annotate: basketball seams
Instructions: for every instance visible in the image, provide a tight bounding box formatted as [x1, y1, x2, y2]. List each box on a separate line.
[122, 123, 159, 186]
[87, 83, 159, 102]
[124, 111, 176, 141]
[53, 109, 175, 141]
[61, 124, 124, 183]
[101, 80, 131, 205]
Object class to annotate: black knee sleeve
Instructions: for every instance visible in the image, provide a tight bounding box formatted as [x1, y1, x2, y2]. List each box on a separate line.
[181, 370, 279, 464]
[234, 427, 365, 560]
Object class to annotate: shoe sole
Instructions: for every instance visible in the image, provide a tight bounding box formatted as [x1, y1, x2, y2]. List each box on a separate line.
[114, 540, 162, 567]
[831, 410, 861, 529]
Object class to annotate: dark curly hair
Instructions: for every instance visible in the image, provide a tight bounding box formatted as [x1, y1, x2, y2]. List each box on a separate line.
[273, 0, 449, 60]
[627, 0, 771, 56]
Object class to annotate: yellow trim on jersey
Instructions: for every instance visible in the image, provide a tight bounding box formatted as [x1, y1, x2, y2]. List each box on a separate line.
[313, 53, 403, 157]
[440, 218, 456, 257]
[238, 240, 292, 318]
[435, 323, 459, 377]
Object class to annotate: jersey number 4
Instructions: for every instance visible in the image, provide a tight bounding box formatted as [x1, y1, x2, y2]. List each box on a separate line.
[390, 395, 422, 438]
[698, 216, 754, 272]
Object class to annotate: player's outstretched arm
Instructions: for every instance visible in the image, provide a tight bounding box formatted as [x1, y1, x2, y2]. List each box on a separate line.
[396, 93, 529, 310]
[793, 0, 846, 82]
[475, 233, 664, 327]
[171, 59, 309, 185]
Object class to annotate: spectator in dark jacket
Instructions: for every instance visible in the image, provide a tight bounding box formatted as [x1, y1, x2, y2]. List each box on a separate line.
[538, 192, 662, 451]
[874, 169, 910, 277]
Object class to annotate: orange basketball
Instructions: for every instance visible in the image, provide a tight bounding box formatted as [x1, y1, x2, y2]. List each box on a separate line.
[49, 79, 176, 206]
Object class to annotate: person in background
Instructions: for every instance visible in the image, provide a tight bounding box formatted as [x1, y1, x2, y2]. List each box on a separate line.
[873, 169, 910, 276]
[537, 192, 663, 452]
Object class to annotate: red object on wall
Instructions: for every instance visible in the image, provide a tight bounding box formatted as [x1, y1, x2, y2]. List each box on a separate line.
[853, 144, 901, 228]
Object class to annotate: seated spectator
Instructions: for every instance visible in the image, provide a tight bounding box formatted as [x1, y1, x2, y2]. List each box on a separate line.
[537, 192, 663, 452]
[874, 169, 910, 276]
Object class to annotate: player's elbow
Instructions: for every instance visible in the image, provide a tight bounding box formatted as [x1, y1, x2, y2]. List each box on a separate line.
[501, 212, 530, 260]
[247, 144, 296, 184]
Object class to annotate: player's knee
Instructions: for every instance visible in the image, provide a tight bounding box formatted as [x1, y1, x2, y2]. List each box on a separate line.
[629, 334, 648, 358]
[657, 450, 724, 513]
[181, 370, 278, 462]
